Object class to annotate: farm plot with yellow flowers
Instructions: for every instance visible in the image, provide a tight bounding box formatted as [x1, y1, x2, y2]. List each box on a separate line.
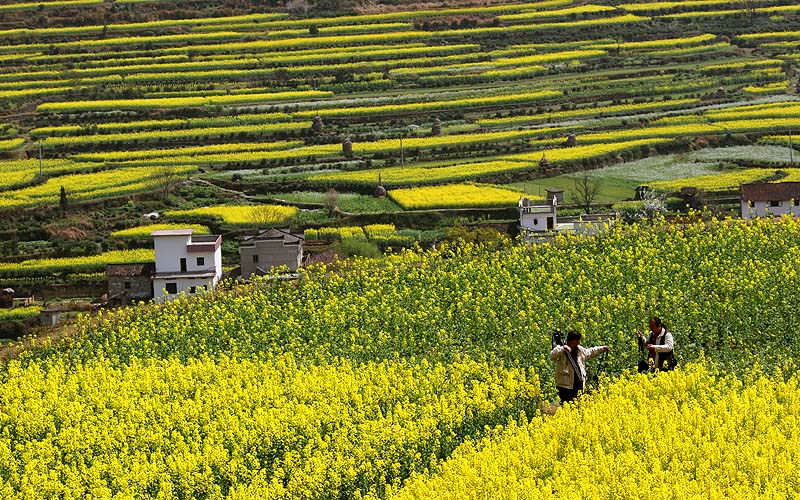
[5, 217, 800, 498]
[165, 204, 298, 227]
[5, 0, 800, 496]
[388, 183, 532, 210]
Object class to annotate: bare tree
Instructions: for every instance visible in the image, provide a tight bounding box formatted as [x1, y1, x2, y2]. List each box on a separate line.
[573, 167, 601, 213]
[151, 166, 180, 201]
[324, 188, 339, 217]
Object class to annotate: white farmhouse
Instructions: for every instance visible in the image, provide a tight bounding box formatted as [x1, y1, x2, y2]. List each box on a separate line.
[519, 197, 556, 239]
[151, 229, 222, 302]
[740, 182, 800, 219]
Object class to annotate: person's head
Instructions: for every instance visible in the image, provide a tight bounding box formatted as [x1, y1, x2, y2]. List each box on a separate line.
[566, 330, 581, 348]
[648, 316, 664, 333]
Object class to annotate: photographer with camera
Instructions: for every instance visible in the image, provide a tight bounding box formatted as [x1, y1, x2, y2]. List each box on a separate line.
[550, 330, 609, 404]
[635, 316, 675, 373]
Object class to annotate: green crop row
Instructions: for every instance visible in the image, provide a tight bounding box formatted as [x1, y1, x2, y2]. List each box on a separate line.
[40, 122, 306, 148]
[36, 90, 332, 113]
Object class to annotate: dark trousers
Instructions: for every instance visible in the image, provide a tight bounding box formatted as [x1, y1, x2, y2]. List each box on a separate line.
[558, 386, 580, 403]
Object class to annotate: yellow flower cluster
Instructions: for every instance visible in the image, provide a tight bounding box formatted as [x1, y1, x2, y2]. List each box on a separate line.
[36, 90, 333, 113]
[388, 183, 528, 210]
[478, 98, 701, 127]
[0, 165, 195, 210]
[304, 226, 366, 241]
[432, 14, 649, 37]
[0, 137, 23, 151]
[305, 225, 416, 246]
[498, 4, 617, 21]
[2, 217, 799, 497]
[704, 101, 800, 121]
[72, 141, 304, 163]
[315, 139, 669, 186]
[111, 224, 211, 240]
[292, 90, 561, 119]
[0, 306, 41, 321]
[620, 0, 770, 13]
[388, 361, 800, 500]
[31, 112, 293, 137]
[0, 0, 101, 12]
[0, 161, 42, 189]
[507, 138, 671, 164]
[758, 135, 797, 147]
[312, 159, 533, 186]
[0, 355, 540, 499]
[698, 58, 783, 73]
[40, 122, 306, 148]
[648, 168, 776, 193]
[165, 204, 298, 227]
[743, 80, 789, 95]
[0, 30, 247, 55]
[737, 29, 800, 42]
[0, 249, 153, 278]
[588, 33, 717, 50]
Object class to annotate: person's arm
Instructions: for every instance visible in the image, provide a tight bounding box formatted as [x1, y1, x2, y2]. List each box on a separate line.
[585, 345, 610, 360]
[635, 329, 646, 348]
[550, 345, 568, 360]
[652, 331, 674, 352]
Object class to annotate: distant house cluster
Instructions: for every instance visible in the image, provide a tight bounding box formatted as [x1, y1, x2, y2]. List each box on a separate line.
[108, 228, 304, 304]
[518, 188, 616, 241]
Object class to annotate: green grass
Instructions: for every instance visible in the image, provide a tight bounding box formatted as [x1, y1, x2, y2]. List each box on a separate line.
[507, 177, 637, 204]
[504, 154, 729, 204]
[506, 147, 800, 204]
[685, 145, 797, 164]
[269, 191, 402, 213]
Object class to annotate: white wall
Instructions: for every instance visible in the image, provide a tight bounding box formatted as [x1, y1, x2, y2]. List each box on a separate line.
[152, 234, 222, 303]
[153, 235, 191, 273]
[153, 277, 214, 303]
[741, 200, 800, 219]
[520, 211, 555, 231]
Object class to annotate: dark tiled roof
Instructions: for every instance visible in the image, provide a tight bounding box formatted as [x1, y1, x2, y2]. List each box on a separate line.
[741, 182, 800, 202]
[242, 228, 304, 244]
[106, 262, 155, 277]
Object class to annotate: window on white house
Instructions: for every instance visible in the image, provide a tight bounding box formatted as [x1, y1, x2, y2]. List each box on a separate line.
[748, 200, 755, 208]
[253, 255, 259, 263]
[124, 281, 131, 289]
[165, 283, 177, 294]
[189, 286, 196, 294]
[770, 200, 780, 207]
[794, 199, 799, 206]
[196, 257, 205, 267]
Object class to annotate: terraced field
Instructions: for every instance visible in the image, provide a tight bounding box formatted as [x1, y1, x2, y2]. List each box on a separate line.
[0, 0, 799, 277]
[2, 1, 800, 498]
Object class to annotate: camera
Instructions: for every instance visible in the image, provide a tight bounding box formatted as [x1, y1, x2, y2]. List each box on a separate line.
[552, 329, 564, 347]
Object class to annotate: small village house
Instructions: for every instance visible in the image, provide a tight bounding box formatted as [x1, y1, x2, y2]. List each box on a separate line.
[151, 229, 222, 302]
[740, 182, 800, 219]
[39, 308, 61, 327]
[106, 263, 155, 306]
[239, 228, 304, 279]
[519, 197, 557, 239]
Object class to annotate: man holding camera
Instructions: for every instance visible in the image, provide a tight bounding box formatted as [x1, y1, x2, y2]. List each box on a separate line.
[550, 330, 610, 404]
[635, 316, 675, 372]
